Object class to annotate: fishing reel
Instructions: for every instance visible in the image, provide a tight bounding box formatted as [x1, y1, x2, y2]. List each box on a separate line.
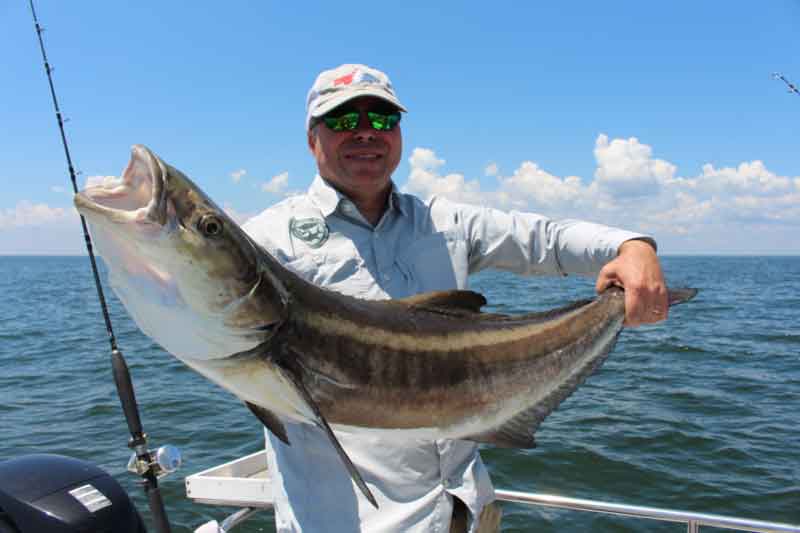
[127, 443, 183, 480]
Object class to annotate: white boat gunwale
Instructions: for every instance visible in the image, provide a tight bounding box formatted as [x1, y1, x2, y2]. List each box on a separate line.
[185, 452, 800, 533]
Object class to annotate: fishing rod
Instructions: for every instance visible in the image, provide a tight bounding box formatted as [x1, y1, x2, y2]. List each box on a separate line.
[28, 2, 174, 532]
[772, 72, 799, 96]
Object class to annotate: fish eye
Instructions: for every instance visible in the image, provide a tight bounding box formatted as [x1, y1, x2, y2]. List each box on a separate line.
[198, 214, 224, 237]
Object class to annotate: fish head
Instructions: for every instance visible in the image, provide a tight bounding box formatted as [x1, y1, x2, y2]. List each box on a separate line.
[74, 145, 285, 361]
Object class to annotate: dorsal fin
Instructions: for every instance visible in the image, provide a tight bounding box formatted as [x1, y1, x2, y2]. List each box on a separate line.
[397, 290, 487, 313]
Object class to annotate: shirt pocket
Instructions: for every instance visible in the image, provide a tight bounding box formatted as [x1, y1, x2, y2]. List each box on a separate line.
[395, 230, 469, 292]
[287, 235, 369, 292]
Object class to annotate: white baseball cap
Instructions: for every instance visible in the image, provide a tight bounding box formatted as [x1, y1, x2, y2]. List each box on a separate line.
[306, 64, 407, 130]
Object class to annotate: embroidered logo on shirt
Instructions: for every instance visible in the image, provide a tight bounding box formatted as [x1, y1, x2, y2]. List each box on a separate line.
[289, 217, 329, 248]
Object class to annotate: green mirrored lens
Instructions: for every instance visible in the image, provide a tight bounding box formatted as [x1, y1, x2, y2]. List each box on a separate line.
[324, 112, 360, 131]
[367, 112, 401, 131]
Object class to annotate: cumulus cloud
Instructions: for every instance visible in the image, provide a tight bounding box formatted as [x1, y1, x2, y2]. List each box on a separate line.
[231, 169, 247, 183]
[398, 136, 799, 252]
[693, 161, 793, 195]
[499, 162, 587, 210]
[404, 148, 487, 205]
[262, 172, 289, 194]
[0, 201, 84, 254]
[409, 147, 445, 171]
[593, 134, 676, 197]
[0, 201, 74, 229]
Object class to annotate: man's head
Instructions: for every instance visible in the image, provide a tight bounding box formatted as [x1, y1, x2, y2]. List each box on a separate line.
[306, 64, 406, 202]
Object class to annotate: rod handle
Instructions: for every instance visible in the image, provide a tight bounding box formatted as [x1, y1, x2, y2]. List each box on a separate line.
[111, 349, 145, 444]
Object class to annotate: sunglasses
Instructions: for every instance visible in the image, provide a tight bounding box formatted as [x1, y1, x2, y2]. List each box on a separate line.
[315, 107, 402, 132]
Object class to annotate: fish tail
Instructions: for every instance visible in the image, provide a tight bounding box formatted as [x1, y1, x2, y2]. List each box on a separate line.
[667, 288, 699, 307]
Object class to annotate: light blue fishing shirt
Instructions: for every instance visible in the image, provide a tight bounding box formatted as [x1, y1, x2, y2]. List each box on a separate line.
[242, 175, 653, 533]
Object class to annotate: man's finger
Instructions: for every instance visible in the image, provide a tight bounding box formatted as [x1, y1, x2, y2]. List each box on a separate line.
[625, 286, 669, 327]
[595, 263, 619, 293]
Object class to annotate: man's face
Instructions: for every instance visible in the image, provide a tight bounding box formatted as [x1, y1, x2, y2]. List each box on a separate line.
[307, 96, 402, 200]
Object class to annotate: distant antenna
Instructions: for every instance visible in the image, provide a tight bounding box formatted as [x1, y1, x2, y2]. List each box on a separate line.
[772, 72, 799, 96]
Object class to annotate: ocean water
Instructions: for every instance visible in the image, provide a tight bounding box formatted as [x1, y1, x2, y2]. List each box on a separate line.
[0, 255, 798, 532]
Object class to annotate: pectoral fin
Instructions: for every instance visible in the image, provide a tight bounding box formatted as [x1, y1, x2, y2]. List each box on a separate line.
[245, 401, 290, 445]
[276, 361, 379, 509]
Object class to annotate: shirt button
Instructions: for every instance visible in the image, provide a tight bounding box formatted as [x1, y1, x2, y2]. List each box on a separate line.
[442, 478, 451, 489]
[382, 273, 390, 281]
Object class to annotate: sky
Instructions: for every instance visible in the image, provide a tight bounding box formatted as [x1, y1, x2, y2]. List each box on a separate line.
[2, 1, 799, 255]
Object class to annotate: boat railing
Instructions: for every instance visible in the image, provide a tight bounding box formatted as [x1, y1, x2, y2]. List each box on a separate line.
[185, 452, 800, 533]
[494, 489, 800, 533]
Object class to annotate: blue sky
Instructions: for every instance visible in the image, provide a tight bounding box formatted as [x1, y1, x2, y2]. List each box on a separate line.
[2, 1, 799, 255]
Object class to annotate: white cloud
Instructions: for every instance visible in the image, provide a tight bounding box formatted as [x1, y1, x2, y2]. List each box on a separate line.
[0, 201, 84, 254]
[398, 138, 799, 253]
[404, 148, 487, 205]
[593, 134, 675, 197]
[0, 201, 74, 229]
[231, 169, 247, 183]
[409, 148, 445, 171]
[484, 162, 499, 177]
[262, 172, 289, 194]
[499, 162, 587, 210]
[694, 161, 793, 195]
[51, 186, 66, 194]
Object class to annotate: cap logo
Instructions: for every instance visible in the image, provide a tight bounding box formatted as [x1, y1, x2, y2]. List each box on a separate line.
[334, 71, 356, 86]
[359, 72, 380, 85]
[289, 217, 329, 248]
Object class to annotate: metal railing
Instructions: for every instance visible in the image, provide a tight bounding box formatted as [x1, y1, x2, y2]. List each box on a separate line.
[207, 491, 800, 532]
[495, 490, 800, 533]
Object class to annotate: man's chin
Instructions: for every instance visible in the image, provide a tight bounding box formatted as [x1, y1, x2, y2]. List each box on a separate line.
[343, 164, 390, 182]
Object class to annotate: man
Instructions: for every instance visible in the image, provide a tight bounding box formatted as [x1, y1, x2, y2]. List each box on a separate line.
[243, 63, 668, 532]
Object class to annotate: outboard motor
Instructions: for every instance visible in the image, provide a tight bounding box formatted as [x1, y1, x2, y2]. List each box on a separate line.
[0, 454, 146, 533]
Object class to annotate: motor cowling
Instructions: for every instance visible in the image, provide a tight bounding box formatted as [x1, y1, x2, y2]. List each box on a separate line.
[0, 454, 146, 533]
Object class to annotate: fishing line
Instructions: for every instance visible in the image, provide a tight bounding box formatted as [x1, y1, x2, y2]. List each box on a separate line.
[773, 72, 800, 96]
[28, 2, 172, 531]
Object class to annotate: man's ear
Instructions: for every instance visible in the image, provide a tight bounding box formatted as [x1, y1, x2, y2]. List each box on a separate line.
[307, 129, 316, 154]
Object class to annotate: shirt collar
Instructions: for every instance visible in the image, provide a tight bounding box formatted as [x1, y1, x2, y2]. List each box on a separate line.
[308, 175, 407, 218]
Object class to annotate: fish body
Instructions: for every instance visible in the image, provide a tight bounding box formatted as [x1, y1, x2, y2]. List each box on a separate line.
[75, 145, 697, 506]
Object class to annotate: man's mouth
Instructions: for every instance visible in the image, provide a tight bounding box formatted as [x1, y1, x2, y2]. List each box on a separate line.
[344, 153, 383, 161]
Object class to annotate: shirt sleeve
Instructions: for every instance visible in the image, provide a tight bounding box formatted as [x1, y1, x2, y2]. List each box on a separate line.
[428, 197, 655, 277]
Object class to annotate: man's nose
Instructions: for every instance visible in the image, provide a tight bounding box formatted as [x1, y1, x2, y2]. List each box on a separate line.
[353, 114, 376, 142]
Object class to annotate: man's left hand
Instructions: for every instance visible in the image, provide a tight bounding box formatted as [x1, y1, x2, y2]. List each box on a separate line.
[595, 239, 668, 327]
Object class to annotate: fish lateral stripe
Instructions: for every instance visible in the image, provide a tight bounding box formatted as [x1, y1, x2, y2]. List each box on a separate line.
[295, 298, 613, 355]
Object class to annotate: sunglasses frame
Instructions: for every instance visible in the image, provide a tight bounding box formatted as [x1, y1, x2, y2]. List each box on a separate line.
[312, 107, 402, 132]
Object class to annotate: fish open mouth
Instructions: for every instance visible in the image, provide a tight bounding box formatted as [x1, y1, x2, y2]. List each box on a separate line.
[74, 145, 167, 226]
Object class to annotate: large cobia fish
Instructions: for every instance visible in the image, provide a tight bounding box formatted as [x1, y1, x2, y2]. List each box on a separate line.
[74, 145, 697, 507]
